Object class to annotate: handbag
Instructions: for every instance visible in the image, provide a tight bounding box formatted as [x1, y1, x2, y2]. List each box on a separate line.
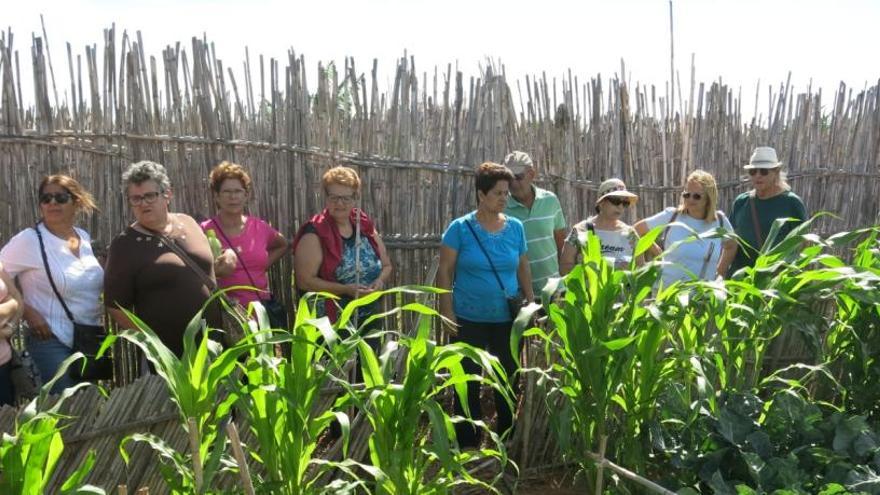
[9, 332, 42, 402]
[464, 219, 527, 321]
[211, 219, 288, 329]
[35, 222, 114, 381]
[148, 227, 249, 347]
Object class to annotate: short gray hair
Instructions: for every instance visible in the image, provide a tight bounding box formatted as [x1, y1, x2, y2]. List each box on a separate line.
[122, 161, 171, 192]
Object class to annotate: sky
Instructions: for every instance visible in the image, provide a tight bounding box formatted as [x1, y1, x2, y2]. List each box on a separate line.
[5, 0, 880, 122]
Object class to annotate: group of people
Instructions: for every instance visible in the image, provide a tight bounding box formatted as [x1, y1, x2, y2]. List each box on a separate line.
[0, 146, 806, 455]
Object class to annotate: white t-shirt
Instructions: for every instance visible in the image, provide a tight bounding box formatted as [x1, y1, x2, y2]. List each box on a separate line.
[0, 224, 104, 347]
[644, 207, 733, 287]
[566, 219, 637, 267]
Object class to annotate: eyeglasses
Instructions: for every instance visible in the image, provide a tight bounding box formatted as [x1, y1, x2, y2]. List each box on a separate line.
[681, 192, 703, 200]
[747, 168, 775, 176]
[128, 191, 163, 206]
[219, 188, 247, 197]
[327, 194, 356, 204]
[606, 197, 630, 207]
[39, 192, 72, 205]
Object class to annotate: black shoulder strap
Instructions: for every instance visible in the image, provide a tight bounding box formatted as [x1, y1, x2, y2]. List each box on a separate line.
[211, 219, 259, 285]
[33, 222, 76, 323]
[659, 210, 681, 250]
[464, 219, 509, 296]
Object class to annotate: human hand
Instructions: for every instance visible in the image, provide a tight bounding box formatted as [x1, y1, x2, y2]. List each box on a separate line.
[215, 249, 237, 276]
[440, 312, 459, 336]
[367, 278, 385, 292]
[346, 284, 375, 298]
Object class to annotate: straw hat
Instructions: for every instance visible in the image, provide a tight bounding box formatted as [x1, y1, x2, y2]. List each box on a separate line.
[744, 146, 783, 170]
[502, 151, 533, 174]
[596, 178, 638, 205]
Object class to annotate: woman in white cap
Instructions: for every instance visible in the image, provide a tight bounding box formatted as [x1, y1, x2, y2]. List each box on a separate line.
[723, 146, 806, 276]
[560, 178, 641, 274]
[634, 170, 737, 286]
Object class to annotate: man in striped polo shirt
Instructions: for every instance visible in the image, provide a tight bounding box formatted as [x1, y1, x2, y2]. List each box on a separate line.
[503, 151, 567, 298]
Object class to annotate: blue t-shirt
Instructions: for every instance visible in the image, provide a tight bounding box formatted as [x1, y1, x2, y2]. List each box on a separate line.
[442, 212, 527, 323]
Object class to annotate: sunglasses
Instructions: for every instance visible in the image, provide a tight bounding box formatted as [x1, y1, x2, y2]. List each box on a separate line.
[39, 192, 72, 205]
[681, 192, 703, 200]
[606, 197, 630, 207]
[747, 168, 775, 176]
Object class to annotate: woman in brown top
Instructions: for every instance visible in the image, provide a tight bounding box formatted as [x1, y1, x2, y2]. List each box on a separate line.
[104, 161, 219, 356]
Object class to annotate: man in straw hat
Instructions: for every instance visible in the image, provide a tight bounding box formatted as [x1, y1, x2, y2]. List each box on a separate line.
[723, 146, 807, 276]
[503, 151, 567, 297]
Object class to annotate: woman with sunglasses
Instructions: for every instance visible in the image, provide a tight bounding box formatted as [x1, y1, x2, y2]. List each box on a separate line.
[560, 178, 641, 275]
[0, 175, 103, 393]
[725, 147, 806, 276]
[634, 170, 736, 286]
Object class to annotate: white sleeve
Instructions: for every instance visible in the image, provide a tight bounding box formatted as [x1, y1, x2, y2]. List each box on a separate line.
[0, 229, 41, 278]
[718, 211, 734, 231]
[643, 207, 676, 231]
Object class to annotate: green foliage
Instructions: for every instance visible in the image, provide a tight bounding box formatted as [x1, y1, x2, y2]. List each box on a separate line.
[0, 353, 105, 494]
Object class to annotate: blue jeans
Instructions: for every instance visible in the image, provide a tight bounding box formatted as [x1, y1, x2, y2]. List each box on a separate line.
[26, 333, 78, 395]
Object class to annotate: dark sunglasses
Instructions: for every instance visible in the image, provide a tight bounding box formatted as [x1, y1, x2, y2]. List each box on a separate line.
[606, 197, 630, 207]
[39, 192, 72, 205]
[747, 168, 774, 176]
[681, 192, 703, 200]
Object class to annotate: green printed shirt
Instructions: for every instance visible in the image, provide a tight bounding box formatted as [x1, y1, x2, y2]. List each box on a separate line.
[505, 186, 566, 295]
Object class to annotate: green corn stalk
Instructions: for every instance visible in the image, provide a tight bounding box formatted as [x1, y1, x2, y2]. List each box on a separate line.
[0, 353, 104, 494]
[101, 292, 258, 494]
[347, 297, 514, 495]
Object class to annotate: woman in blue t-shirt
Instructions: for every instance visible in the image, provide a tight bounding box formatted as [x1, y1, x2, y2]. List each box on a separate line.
[437, 161, 534, 448]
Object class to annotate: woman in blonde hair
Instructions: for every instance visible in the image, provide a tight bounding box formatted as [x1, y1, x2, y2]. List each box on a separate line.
[0, 175, 103, 393]
[200, 161, 289, 327]
[634, 169, 736, 286]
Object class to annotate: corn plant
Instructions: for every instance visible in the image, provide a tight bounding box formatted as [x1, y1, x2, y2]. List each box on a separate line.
[101, 294, 257, 494]
[512, 226, 679, 481]
[233, 292, 375, 494]
[0, 353, 104, 494]
[346, 299, 514, 494]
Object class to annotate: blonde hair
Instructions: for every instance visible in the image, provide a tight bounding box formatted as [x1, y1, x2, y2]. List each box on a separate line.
[678, 169, 718, 221]
[39, 174, 98, 215]
[776, 169, 791, 191]
[322, 166, 361, 193]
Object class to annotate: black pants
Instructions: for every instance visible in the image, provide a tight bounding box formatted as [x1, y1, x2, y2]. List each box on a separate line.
[452, 317, 521, 448]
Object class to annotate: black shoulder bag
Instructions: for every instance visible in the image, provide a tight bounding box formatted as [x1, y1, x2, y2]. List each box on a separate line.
[211, 219, 288, 329]
[34, 222, 113, 381]
[464, 220, 527, 321]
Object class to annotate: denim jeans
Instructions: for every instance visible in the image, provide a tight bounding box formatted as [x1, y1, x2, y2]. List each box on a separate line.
[26, 333, 78, 395]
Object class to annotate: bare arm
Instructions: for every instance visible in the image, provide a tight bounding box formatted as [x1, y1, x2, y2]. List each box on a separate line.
[436, 245, 458, 331]
[367, 233, 393, 291]
[716, 239, 737, 279]
[554, 228, 566, 263]
[266, 231, 289, 267]
[0, 268, 23, 334]
[293, 233, 361, 298]
[517, 254, 534, 302]
[107, 307, 138, 332]
[633, 219, 661, 259]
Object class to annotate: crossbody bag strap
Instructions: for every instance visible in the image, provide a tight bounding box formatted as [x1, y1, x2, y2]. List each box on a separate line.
[33, 222, 76, 323]
[211, 219, 259, 285]
[749, 191, 764, 248]
[140, 224, 217, 292]
[659, 210, 681, 250]
[464, 219, 509, 296]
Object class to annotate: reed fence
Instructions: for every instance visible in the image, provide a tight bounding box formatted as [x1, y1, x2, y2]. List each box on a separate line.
[1, 24, 879, 493]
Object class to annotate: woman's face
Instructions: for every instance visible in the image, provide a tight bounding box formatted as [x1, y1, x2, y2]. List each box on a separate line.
[478, 180, 510, 213]
[682, 181, 708, 216]
[214, 178, 248, 214]
[127, 180, 170, 227]
[325, 183, 357, 220]
[39, 182, 78, 226]
[598, 196, 629, 219]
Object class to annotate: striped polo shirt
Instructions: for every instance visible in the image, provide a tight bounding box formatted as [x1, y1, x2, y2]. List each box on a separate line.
[505, 186, 566, 295]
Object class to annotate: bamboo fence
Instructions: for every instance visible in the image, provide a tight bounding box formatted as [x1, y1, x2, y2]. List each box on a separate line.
[1, 25, 879, 493]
